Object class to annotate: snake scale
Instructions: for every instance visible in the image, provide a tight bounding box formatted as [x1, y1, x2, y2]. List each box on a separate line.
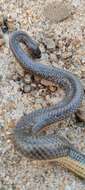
[9, 31, 85, 178]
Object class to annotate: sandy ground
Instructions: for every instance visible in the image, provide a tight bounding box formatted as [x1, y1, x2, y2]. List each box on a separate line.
[0, 0, 85, 189]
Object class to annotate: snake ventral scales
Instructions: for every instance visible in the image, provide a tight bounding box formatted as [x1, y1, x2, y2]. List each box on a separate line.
[9, 31, 85, 178]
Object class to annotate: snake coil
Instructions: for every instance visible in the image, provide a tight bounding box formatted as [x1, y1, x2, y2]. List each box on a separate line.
[9, 31, 85, 168]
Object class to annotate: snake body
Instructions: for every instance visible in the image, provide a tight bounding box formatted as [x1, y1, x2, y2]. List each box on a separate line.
[9, 31, 85, 176]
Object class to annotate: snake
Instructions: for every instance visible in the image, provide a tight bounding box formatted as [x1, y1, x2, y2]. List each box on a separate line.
[9, 31, 85, 178]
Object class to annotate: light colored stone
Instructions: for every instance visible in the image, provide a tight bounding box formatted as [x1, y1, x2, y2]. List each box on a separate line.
[80, 56, 85, 64]
[72, 0, 80, 7]
[43, 1, 71, 23]
[48, 85, 57, 92]
[23, 85, 31, 93]
[62, 51, 72, 59]
[50, 53, 57, 62]
[7, 15, 16, 31]
[34, 75, 41, 83]
[24, 74, 31, 84]
[45, 38, 55, 50]
[35, 98, 44, 104]
[31, 83, 37, 89]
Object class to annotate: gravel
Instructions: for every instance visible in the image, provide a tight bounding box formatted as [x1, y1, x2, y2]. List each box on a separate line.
[0, 0, 85, 189]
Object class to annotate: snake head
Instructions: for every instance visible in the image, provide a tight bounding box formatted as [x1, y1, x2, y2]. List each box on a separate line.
[32, 47, 41, 59]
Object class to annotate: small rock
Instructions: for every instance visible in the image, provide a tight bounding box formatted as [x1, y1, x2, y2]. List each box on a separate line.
[34, 75, 41, 83]
[45, 95, 50, 101]
[45, 38, 55, 50]
[44, 1, 71, 23]
[38, 88, 47, 96]
[33, 103, 42, 109]
[41, 79, 56, 87]
[76, 99, 85, 122]
[39, 43, 45, 53]
[7, 15, 16, 31]
[6, 101, 16, 112]
[39, 52, 49, 64]
[24, 74, 32, 84]
[35, 98, 44, 104]
[80, 56, 85, 64]
[66, 130, 76, 141]
[42, 52, 49, 60]
[50, 53, 57, 62]
[81, 65, 85, 78]
[77, 45, 85, 57]
[56, 50, 62, 59]
[31, 83, 37, 89]
[64, 184, 73, 190]
[62, 51, 72, 59]
[23, 85, 31, 93]
[72, 0, 80, 8]
[6, 119, 15, 129]
[48, 85, 57, 92]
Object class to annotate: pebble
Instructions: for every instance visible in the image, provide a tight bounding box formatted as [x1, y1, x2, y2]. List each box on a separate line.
[39, 52, 49, 64]
[45, 38, 55, 50]
[48, 85, 57, 92]
[72, 0, 80, 7]
[39, 43, 45, 53]
[24, 74, 32, 84]
[35, 98, 44, 104]
[45, 95, 50, 101]
[7, 15, 16, 31]
[34, 75, 41, 83]
[34, 88, 46, 97]
[56, 50, 62, 59]
[33, 103, 42, 109]
[81, 66, 85, 78]
[41, 78, 57, 92]
[62, 51, 72, 59]
[65, 184, 74, 190]
[80, 56, 85, 64]
[31, 83, 37, 90]
[44, 1, 71, 23]
[77, 45, 85, 57]
[66, 130, 76, 141]
[6, 101, 16, 112]
[76, 99, 85, 122]
[50, 53, 57, 62]
[23, 85, 32, 93]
